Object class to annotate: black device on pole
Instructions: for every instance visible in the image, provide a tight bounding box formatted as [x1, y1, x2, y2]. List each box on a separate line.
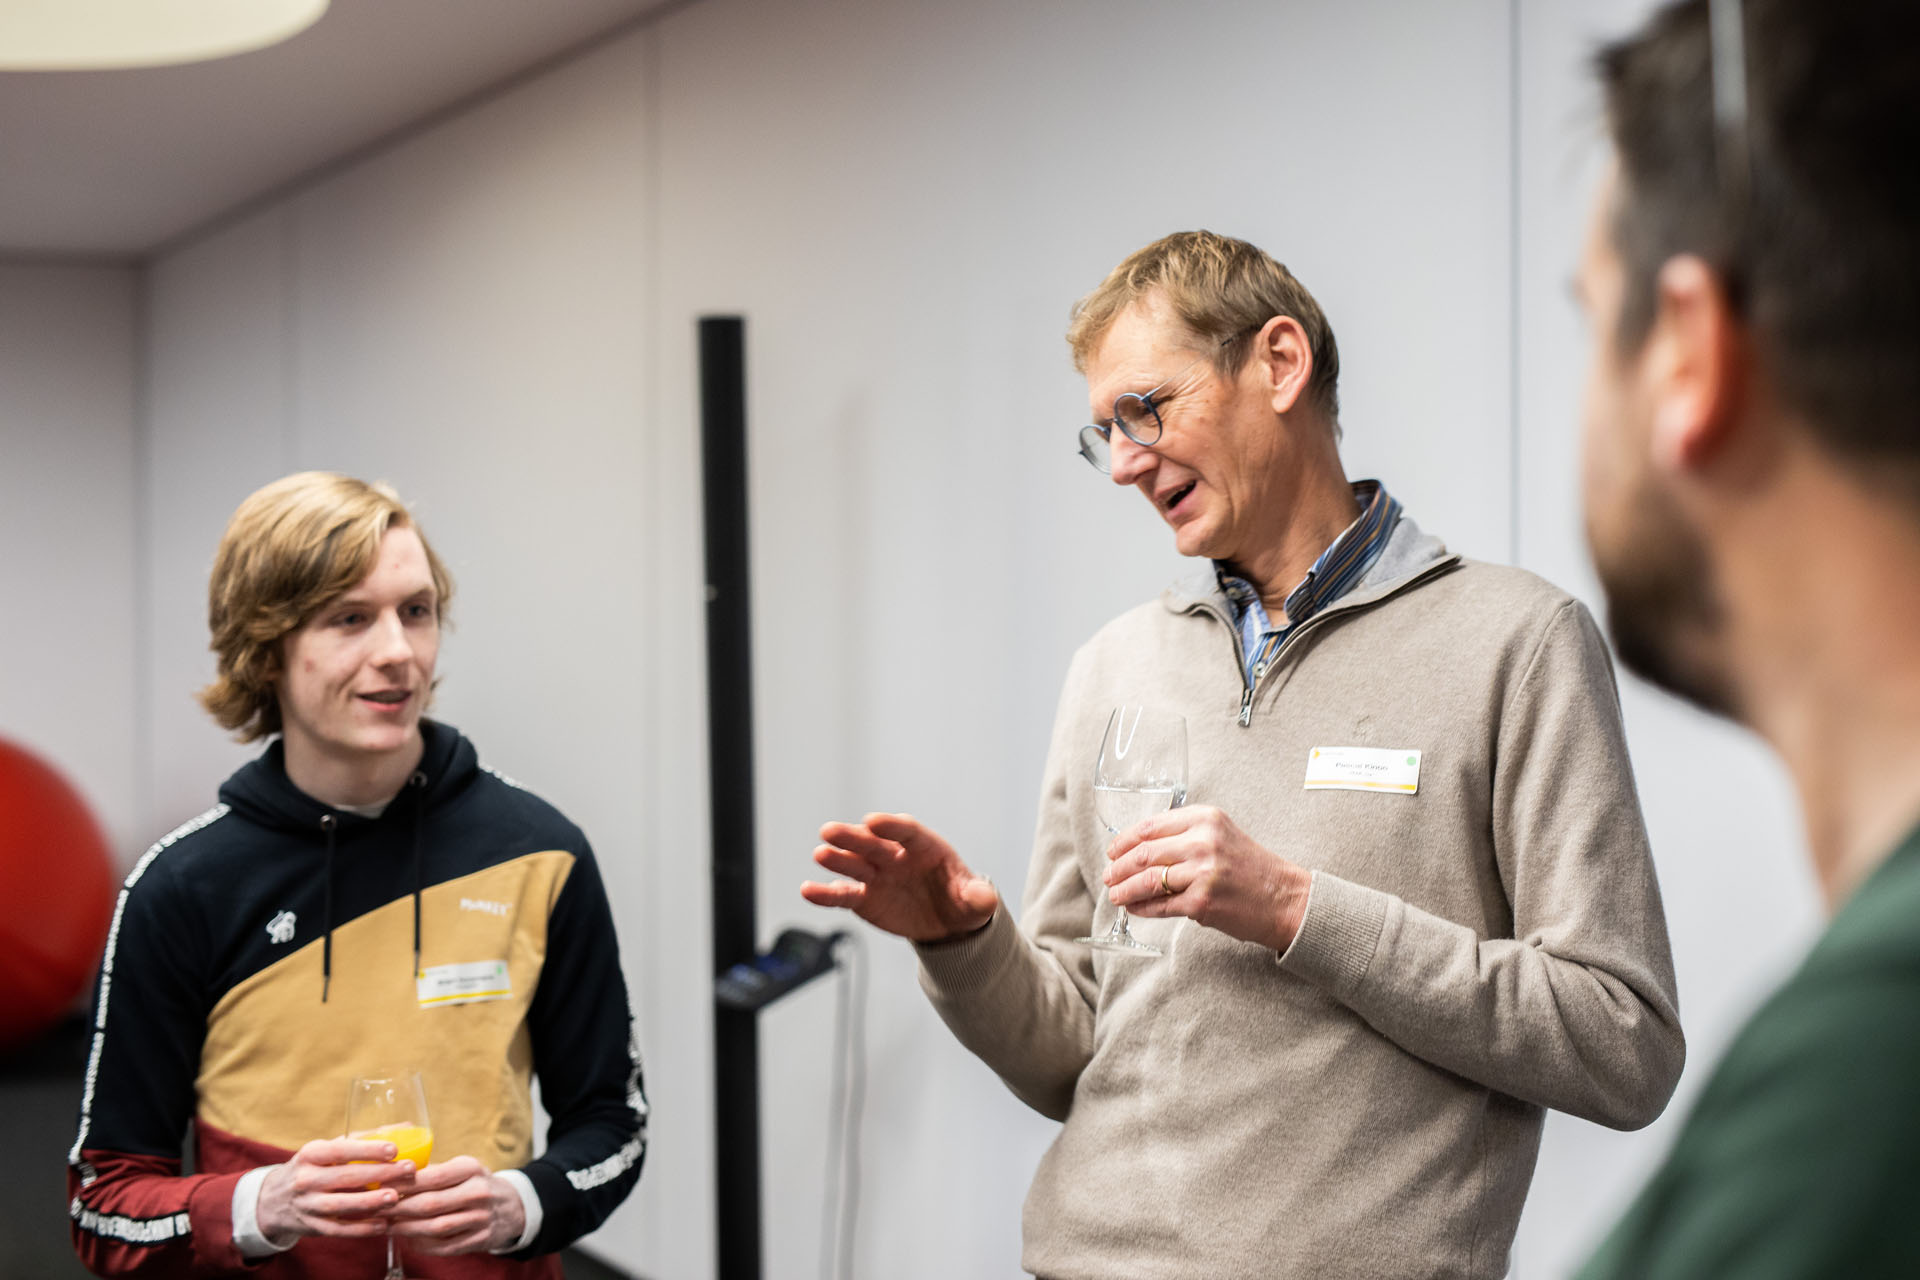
[701, 314, 762, 1280]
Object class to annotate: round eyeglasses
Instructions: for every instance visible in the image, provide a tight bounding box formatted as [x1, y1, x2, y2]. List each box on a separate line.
[1077, 337, 1237, 473]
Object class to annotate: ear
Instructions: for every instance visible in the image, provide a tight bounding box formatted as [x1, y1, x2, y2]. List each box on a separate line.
[1255, 315, 1314, 415]
[1645, 255, 1745, 475]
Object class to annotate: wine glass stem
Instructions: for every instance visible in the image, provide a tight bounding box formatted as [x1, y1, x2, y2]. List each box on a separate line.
[1103, 826, 1133, 941]
[385, 1233, 402, 1280]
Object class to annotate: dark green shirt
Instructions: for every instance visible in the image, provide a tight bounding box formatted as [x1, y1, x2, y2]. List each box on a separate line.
[1578, 824, 1920, 1278]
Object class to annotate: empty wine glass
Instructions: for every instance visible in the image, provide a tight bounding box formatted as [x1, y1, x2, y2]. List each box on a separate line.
[1076, 705, 1187, 956]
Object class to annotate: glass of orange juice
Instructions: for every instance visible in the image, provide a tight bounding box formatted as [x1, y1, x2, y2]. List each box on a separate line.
[346, 1071, 432, 1279]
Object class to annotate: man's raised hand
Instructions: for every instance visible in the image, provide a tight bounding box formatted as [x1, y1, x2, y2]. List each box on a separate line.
[801, 812, 998, 943]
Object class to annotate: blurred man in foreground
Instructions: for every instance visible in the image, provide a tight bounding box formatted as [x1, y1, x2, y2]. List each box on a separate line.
[1575, 1, 1920, 1273]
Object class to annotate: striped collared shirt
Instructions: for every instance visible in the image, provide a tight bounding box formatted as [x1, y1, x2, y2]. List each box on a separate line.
[1216, 480, 1402, 686]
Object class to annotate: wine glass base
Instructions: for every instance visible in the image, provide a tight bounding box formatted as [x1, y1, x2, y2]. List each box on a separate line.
[1076, 933, 1163, 957]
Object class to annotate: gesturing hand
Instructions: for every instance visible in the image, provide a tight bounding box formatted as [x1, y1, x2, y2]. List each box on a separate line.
[1103, 805, 1312, 953]
[385, 1156, 527, 1256]
[254, 1137, 418, 1246]
[801, 812, 999, 943]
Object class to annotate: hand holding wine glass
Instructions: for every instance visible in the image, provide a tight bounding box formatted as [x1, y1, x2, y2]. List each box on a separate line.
[383, 1153, 528, 1257]
[1103, 803, 1315, 954]
[346, 1071, 432, 1280]
[253, 1133, 419, 1250]
[1077, 705, 1188, 957]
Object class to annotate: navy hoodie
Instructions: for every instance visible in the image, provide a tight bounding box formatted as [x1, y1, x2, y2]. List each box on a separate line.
[68, 720, 646, 1278]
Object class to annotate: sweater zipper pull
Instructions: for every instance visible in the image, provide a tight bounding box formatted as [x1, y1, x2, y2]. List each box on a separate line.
[1238, 686, 1254, 727]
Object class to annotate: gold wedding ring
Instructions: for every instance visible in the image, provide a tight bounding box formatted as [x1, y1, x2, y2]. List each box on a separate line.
[1159, 864, 1173, 896]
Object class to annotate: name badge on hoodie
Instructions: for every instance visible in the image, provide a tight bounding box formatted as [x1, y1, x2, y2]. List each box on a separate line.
[1304, 746, 1421, 795]
[417, 960, 513, 1008]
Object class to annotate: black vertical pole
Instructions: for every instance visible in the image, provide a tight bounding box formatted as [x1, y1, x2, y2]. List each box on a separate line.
[700, 315, 762, 1280]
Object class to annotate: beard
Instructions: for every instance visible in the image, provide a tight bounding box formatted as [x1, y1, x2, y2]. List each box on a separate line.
[1590, 470, 1741, 720]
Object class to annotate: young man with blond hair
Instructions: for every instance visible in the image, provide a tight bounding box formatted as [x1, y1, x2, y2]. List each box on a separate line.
[1575, 1, 1920, 1273]
[805, 231, 1685, 1279]
[69, 472, 646, 1278]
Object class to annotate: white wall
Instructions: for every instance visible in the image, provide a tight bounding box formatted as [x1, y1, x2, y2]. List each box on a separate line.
[0, 264, 139, 865]
[112, 0, 1820, 1277]
[142, 213, 298, 833]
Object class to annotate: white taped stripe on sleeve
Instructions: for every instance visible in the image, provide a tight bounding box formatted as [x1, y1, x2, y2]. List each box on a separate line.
[625, 1011, 650, 1131]
[558, 967, 649, 1195]
[565, 1136, 645, 1192]
[67, 804, 231, 1174]
[478, 763, 528, 791]
[70, 1199, 191, 1246]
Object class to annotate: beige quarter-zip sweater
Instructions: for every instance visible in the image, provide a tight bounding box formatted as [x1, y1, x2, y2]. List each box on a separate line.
[917, 517, 1684, 1280]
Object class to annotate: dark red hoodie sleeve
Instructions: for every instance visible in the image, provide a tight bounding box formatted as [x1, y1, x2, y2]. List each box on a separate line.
[68, 1150, 249, 1277]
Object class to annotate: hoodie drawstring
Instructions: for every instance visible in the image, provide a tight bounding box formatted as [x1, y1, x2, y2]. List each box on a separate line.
[410, 770, 427, 981]
[316, 770, 429, 1004]
[319, 814, 337, 1003]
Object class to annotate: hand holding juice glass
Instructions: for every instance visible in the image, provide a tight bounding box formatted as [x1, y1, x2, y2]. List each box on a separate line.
[346, 1072, 431, 1279]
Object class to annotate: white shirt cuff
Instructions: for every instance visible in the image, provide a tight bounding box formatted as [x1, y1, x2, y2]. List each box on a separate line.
[232, 1165, 297, 1258]
[490, 1169, 543, 1254]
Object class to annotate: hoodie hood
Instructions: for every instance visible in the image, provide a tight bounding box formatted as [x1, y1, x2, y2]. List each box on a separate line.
[217, 717, 478, 831]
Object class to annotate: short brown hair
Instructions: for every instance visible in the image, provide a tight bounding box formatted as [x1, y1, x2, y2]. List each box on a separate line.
[198, 472, 454, 741]
[1598, 0, 1920, 498]
[1066, 230, 1342, 422]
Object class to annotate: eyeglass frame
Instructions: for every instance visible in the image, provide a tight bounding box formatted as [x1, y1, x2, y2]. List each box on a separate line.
[1708, 0, 1753, 303]
[1076, 332, 1246, 474]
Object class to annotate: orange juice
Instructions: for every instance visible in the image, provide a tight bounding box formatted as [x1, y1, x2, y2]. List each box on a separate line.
[377, 1122, 433, 1168]
[349, 1121, 434, 1183]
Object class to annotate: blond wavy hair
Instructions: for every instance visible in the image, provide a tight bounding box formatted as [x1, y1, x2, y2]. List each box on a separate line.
[198, 472, 454, 741]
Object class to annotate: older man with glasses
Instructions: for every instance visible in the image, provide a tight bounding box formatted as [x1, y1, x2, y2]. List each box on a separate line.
[805, 230, 1684, 1279]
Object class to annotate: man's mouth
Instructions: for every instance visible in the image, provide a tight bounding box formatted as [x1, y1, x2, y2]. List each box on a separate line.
[1161, 482, 1196, 513]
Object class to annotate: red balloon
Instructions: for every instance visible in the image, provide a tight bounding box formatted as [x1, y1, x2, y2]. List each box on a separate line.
[0, 737, 117, 1050]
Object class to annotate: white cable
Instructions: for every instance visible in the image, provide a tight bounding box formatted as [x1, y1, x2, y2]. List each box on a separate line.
[820, 932, 867, 1280]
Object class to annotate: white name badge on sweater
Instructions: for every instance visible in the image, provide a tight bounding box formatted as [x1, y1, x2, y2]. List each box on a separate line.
[417, 960, 512, 1008]
[1304, 746, 1421, 794]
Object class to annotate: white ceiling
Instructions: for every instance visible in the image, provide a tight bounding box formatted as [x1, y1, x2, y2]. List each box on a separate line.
[0, 0, 677, 259]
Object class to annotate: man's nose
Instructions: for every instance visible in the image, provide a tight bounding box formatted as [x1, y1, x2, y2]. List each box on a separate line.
[368, 610, 413, 664]
[1108, 430, 1156, 486]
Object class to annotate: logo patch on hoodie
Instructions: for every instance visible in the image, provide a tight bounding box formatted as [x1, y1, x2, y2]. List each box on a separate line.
[265, 911, 297, 944]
